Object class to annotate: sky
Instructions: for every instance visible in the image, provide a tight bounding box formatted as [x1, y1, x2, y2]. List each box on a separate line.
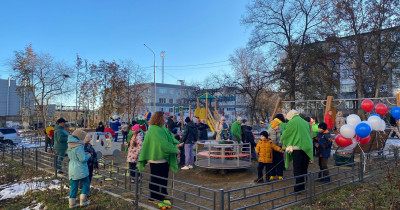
[0, 1, 251, 85]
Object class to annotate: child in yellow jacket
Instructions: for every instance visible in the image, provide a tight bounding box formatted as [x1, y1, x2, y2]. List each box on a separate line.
[254, 131, 284, 183]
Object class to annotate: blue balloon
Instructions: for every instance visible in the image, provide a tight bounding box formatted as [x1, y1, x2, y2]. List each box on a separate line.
[391, 106, 400, 120]
[355, 122, 371, 138]
[369, 113, 381, 118]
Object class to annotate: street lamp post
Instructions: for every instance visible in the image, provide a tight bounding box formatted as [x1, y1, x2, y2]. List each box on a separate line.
[144, 44, 156, 113]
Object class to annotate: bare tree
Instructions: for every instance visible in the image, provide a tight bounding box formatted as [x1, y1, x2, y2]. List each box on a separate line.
[243, 0, 324, 102]
[10, 44, 72, 128]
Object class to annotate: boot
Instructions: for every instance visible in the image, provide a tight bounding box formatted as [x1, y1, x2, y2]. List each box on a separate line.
[80, 194, 90, 207]
[69, 198, 78, 208]
[269, 176, 275, 181]
[278, 176, 283, 180]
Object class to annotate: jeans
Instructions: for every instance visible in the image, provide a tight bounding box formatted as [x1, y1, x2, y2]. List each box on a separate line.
[179, 145, 185, 165]
[122, 131, 128, 142]
[292, 150, 309, 192]
[54, 149, 66, 172]
[129, 162, 141, 179]
[184, 144, 194, 166]
[270, 150, 284, 176]
[149, 162, 169, 201]
[69, 176, 90, 198]
[114, 133, 119, 142]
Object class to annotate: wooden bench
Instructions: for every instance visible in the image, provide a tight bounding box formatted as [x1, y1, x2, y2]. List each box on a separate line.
[334, 129, 391, 166]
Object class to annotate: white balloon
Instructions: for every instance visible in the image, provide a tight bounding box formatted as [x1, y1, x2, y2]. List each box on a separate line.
[361, 120, 372, 128]
[340, 124, 356, 138]
[368, 116, 381, 131]
[379, 120, 386, 131]
[346, 114, 361, 126]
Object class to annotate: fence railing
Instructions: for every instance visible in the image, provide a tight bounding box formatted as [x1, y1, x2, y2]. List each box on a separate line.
[1, 143, 398, 209]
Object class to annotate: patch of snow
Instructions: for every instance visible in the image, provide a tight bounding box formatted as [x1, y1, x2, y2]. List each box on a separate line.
[22, 202, 42, 210]
[0, 163, 9, 167]
[0, 179, 61, 200]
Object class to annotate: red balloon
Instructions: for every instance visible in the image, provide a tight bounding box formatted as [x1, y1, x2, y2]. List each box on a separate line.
[361, 99, 374, 112]
[375, 103, 388, 116]
[335, 134, 353, 147]
[104, 127, 116, 137]
[356, 135, 371, 145]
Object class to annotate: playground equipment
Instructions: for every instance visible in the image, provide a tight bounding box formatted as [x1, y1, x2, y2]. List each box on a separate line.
[194, 92, 221, 134]
[87, 132, 122, 158]
[195, 140, 252, 169]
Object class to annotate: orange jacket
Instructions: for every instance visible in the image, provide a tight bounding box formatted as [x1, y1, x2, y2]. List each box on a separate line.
[255, 139, 283, 163]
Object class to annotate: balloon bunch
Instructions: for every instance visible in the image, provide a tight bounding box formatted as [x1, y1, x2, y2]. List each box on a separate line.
[335, 99, 388, 147]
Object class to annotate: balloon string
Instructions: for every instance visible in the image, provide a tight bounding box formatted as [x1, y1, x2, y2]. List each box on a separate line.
[357, 143, 366, 172]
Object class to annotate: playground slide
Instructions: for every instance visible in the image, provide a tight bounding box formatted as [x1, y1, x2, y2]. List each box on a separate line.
[207, 120, 215, 134]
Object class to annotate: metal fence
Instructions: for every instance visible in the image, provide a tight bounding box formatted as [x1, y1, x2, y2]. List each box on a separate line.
[1, 143, 398, 210]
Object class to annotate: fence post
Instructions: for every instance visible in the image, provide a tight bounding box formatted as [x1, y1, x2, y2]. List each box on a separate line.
[21, 146, 24, 166]
[35, 148, 38, 171]
[308, 172, 313, 206]
[134, 169, 139, 209]
[359, 154, 364, 181]
[220, 189, 224, 210]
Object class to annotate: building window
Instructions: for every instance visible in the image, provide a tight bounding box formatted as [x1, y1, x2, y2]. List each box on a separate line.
[169, 98, 173, 103]
[176, 99, 181, 104]
[169, 108, 173, 112]
[159, 88, 166, 94]
[159, 98, 166, 103]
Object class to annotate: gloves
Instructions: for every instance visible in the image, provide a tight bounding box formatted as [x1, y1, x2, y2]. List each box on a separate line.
[282, 145, 286, 150]
[285, 146, 293, 154]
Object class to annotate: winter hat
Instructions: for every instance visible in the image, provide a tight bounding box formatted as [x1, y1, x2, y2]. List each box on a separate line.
[270, 118, 281, 128]
[98, 121, 103, 126]
[72, 129, 87, 141]
[223, 123, 228, 129]
[185, 117, 191, 123]
[286, 110, 299, 121]
[237, 116, 242, 121]
[242, 119, 247, 123]
[220, 116, 226, 121]
[260, 131, 269, 139]
[318, 122, 328, 131]
[132, 124, 140, 132]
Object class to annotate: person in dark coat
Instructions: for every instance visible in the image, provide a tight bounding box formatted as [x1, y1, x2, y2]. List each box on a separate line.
[167, 116, 176, 132]
[83, 134, 98, 182]
[181, 117, 198, 170]
[197, 119, 209, 140]
[244, 121, 257, 160]
[96, 122, 105, 132]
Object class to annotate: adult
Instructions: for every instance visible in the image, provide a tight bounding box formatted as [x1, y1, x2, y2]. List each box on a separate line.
[96, 122, 105, 132]
[197, 119, 210, 140]
[335, 111, 346, 132]
[244, 120, 257, 160]
[389, 115, 400, 138]
[67, 129, 91, 208]
[109, 115, 121, 142]
[138, 111, 181, 203]
[54, 118, 69, 174]
[167, 116, 176, 132]
[280, 110, 313, 193]
[215, 117, 227, 141]
[324, 110, 334, 133]
[121, 122, 130, 143]
[181, 117, 198, 170]
[231, 116, 243, 143]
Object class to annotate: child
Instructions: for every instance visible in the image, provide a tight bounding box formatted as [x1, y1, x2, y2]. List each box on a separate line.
[219, 123, 233, 144]
[68, 129, 91, 208]
[83, 134, 98, 182]
[267, 118, 284, 181]
[314, 122, 333, 183]
[125, 124, 144, 183]
[254, 131, 284, 183]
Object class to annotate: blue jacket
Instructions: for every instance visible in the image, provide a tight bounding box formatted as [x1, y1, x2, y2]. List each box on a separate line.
[53, 125, 69, 151]
[67, 135, 90, 180]
[110, 121, 121, 131]
[315, 131, 333, 158]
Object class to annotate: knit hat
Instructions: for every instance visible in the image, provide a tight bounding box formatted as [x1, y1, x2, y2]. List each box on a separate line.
[237, 116, 242, 121]
[223, 123, 228, 129]
[318, 122, 328, 130]
[72, 129, 87, 141]
[260, 131, 269, 139]
[172, 128, 178, 134]
[270, 118, 281, 128]
[286, 110, 299, 121]
[132, 124, 140, 131]
[242, 119, 247, 123]
[185, 117, 191, 123]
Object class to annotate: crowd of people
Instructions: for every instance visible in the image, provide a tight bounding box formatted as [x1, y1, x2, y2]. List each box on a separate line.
[44, 109, 348, 207]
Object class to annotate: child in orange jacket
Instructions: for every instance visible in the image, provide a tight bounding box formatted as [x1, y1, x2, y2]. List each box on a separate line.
[254, 131, 284, 183]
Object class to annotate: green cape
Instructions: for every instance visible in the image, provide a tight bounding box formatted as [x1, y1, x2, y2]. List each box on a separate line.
[231, 121, 242, 143]
[280, 115, 313, 168]
[138, 125, 180, 172]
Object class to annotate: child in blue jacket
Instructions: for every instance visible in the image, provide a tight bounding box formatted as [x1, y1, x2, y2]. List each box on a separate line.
[314, 122, 333, 183]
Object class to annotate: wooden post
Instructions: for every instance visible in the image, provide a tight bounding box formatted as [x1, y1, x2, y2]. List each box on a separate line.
[189, 105, 192, 119]
[205, 92, 208, 123]
[197, 98, 200, 109]
[324, 96, 334, 116]
[396, 92, 400, 106]
[173, 106, 175, 118]
[270, 98, 281, 122]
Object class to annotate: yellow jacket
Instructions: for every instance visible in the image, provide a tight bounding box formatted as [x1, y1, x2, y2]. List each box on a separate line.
[255, 139, 283, 163]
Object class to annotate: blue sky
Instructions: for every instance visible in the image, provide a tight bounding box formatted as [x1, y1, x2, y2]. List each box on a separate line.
[0, 1, 251, 85]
